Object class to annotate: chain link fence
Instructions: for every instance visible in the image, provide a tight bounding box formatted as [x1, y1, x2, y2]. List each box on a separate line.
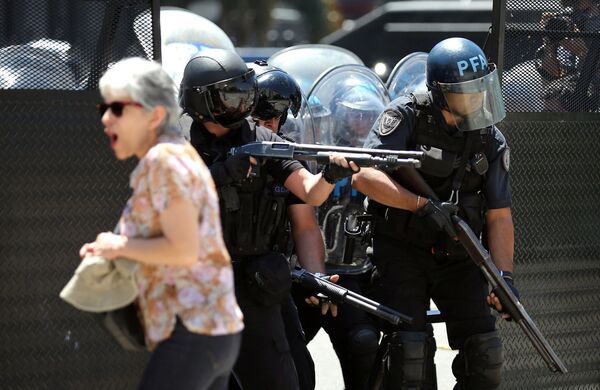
[501, 0, 600, 112]
[0, 1, 159, 388]
[495, 0, 600, 387]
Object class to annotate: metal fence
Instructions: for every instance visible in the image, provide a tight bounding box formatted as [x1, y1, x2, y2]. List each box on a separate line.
[0, 1, 159, 388]
[1, 0, 599, 388]
[494, 0, 600, 387]
[499, 0, 600, 113]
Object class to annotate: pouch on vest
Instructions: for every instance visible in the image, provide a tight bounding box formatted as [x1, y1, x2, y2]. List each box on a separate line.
[243, 252, 292, 306]
[371, 205, 440, 250]
[419, 145, 460, 178]
[433, 193, 485, 260]
[254, 186, 286, 252]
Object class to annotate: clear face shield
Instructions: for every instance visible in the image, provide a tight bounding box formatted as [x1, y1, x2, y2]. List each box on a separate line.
[334, 101, 382, 146]
[279, 95, 319, 172]
[437, 65, 506, 131]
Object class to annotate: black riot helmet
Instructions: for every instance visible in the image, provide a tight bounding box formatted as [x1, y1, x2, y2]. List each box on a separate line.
[426, 37, 505, 131]
[247, 60, 302, 130]
[179, 48, 257, 128]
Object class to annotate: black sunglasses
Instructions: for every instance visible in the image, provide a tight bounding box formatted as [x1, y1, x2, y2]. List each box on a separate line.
[97, 101, 143, 117]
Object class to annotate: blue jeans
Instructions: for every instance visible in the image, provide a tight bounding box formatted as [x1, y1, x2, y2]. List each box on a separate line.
[138, 319, 241, 390]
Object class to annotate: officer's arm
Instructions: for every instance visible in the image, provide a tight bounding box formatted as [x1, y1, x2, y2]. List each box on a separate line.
[351, 168, 422, 212]
[285, 153, 359, 206]
[284, 167, 335, 206]
[485, 207, 514, 272]
[288, 204, 326, 273]
[288, 204, 339, 316]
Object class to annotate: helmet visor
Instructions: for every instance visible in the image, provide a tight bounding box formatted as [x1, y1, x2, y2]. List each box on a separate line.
[437, 66, 506, 131]
[334, 101, 382, 146]
[252, 97, 290, 121]
[207, 70, 257, 126]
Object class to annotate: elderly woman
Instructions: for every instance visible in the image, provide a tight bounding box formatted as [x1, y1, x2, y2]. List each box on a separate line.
[79, 57, 243, 389]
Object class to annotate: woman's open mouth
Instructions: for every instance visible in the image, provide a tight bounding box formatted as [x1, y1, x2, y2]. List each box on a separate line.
[107, 132, 119, 148]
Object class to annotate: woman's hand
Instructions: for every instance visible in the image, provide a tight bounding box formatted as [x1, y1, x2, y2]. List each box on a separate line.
[79, 242, 96, 259]
[89, 232, 128, 260]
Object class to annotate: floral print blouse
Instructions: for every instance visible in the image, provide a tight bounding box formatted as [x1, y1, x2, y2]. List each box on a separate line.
[119, 136, 243, 348]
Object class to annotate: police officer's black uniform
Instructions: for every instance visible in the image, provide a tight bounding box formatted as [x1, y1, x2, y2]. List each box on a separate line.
[190, 117, 308, 390]
[179, 48, 312, 390]
[292, 271, 377, 390]
[246, 61, 380, 390]
[359, 38, 515, 389]
[245, 61, 318, 390]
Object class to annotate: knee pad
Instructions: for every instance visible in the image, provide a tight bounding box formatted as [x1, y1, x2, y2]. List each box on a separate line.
[384, 331, 437, 390]
[349, 326, 380, 355]
[344, 327, 380, 390]
[452, 331, 504, 390]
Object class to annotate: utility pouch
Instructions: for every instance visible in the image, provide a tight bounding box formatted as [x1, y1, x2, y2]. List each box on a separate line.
[233, 192, 255, 252]
[218, 186, 240, 212]
[371, 204, 439, 250]
[419, 145, 460, 178]
[433, 193, 485, 261]
[255, 188, 285, 250]
[243, 252, 292, 306]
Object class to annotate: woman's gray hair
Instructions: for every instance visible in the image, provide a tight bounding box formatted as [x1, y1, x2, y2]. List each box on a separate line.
[99, 57, 182, 137]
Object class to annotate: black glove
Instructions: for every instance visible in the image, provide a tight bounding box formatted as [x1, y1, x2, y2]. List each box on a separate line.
[496, 273, 520, 322]
[415, 199, 458, 238]
[502, 275, 520, 300]
[209, 154, 251, 187]
[321, 160, 360, 184]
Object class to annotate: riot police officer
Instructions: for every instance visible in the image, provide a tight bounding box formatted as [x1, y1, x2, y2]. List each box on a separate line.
[247, 60, 328, 390]
[299, 64, 387, 390]
[248, 61, 330, 281]
[179, 48, 358, 390]
[352, 38, 518, 389]
[329, 88, 382, 148]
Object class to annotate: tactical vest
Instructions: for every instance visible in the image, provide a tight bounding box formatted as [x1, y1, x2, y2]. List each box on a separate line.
[373, 93, 491, 256]
[193, 120, 290, 259]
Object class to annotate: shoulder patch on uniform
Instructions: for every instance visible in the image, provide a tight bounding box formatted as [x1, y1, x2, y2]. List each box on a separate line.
[502, 148, 510, 172]
[379, 109, 404, 136]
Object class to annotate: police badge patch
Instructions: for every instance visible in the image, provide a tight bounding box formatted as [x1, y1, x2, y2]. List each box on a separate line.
[502, 148, 510, 172]
[379, 109, 403, 136]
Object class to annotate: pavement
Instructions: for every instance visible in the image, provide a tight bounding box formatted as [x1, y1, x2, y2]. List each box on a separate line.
[307, 302, 458, 390]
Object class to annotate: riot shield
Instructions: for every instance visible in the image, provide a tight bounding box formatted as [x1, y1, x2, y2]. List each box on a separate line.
[308, 64, 389, 147]
[268, 44, 364, 95]
[307, 64, 390, 274]
[279, 93, 319, 173]
[160, 7, 235, 86]
[279, 94, 317, 144]
[386, 51, 428, 100]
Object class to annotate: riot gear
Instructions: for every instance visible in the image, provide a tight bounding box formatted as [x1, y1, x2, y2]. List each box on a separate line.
[190, 116, 311, 390]
[247, 61, 302, 130]
[306, 95, 333, 144]
[371, 93, 491, 252]
[308, 64, 389, 147]
[160, 7, 235, 86]
[452, 331, 504, 389]
[387, 52, 429, 100]
[426, 37, 506, 131]
[331, 88, 383, 147]
[282, 61, 384, 390]
[307, 63, 389, 273]
[359, 36, 513, 390]
[383, 331, 437, 390]
[180, 48, 257, 128]
[269, 44, 364, 94]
